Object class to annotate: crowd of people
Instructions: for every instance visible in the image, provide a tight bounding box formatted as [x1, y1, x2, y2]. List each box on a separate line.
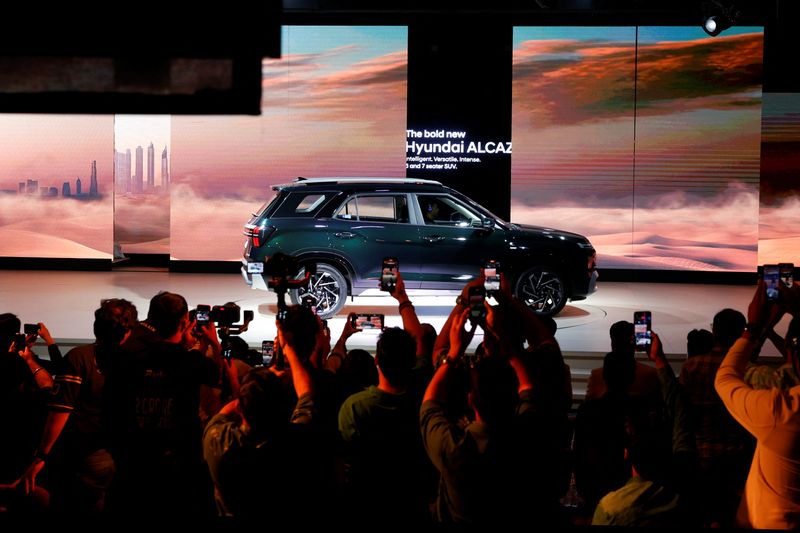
[1, 268, 799, 528]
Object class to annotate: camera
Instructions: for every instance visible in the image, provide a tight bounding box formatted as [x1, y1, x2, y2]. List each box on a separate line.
[264, 253, 315, 293]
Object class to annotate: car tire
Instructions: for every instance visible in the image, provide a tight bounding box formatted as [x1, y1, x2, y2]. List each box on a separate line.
[514, 266, 567, 317]
[290, 263, 348, 319]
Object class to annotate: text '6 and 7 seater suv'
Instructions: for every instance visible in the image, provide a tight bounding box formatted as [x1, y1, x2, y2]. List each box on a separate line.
[242, 178, 597, 319]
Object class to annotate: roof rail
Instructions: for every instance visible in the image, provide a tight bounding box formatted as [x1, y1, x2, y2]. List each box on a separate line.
[292, 177, 443, 186]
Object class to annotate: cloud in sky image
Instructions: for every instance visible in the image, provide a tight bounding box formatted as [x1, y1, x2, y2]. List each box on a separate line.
[511, 27, 763, 271]
[171, 26, 407, 200]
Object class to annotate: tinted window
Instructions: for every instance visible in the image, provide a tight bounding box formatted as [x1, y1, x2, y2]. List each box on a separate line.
[416, 195, 481, 227]
[272, 192, 331, 218]
[335, 195, 409, 223]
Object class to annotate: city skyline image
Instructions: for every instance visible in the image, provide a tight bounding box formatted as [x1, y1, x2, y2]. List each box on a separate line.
[114, 115, 172, 255]
[0, 114, 113, 259]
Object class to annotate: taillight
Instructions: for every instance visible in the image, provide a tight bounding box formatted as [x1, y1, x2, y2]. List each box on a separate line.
[244, 225, 275, 247]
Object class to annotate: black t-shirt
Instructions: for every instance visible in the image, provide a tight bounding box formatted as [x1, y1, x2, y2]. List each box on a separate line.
[107, 324, 220, 470]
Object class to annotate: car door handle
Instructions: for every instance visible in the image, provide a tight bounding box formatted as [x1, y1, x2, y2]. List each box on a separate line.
[423, 235, 445, 243]
[334, 232, 357, 239]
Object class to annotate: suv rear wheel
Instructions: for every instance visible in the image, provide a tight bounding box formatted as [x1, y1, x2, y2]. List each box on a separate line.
[514, 266, 567, 317]
[290, 263, 348, 319]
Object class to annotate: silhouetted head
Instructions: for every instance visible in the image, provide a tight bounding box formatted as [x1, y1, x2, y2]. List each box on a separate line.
[686, 328, 714, 357]
[341, 348, 378, 391]
[610, 321, 635, 355]
[279, 305, 320, 361]
[239, 367, 293, 437]
[147, 291, 189, 338]
[0, 313, 21, 352]
[375, 327, 416, 388]
[712, 308, 746, 351]
[94, 299, 138, 346]
[419, 323, 438, 358]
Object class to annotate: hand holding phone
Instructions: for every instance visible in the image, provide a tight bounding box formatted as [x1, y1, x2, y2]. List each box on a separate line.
[380, 257, 399, 292]
[634, 311, 652, 352]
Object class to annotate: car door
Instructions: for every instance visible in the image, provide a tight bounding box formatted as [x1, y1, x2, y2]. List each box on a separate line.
[327, 193, 422, 290]
[414, 193, 508, 289]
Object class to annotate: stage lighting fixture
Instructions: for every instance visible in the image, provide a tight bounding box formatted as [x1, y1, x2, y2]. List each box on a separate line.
[701, 1, 739, 37]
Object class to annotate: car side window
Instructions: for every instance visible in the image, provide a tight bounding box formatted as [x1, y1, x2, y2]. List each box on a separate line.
[416, 195, 481, 227]
[335, 195, 409, 223]
[272, 192, 331, 218]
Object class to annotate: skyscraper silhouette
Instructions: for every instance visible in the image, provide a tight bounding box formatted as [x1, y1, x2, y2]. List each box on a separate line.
[147, 142, 155, 191]
[62, 182, 71, 197]
[26, 179, 39, 195]
[125, 148, 132, 193]
[161, 145, 169, 192]
[90, 160, 98, 196]
[135, 145, 143, 193]
[76, 178, 82, 196]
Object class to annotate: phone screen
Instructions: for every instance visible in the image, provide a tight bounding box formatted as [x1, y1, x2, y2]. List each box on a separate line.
[634, 311, 652, 352]
[380, 258, 398, 292]
[469, 286, 486, 319]
[196, 305, 210, 327]
[484, 261, 500, 293]
[354, 314, 384, 330]
[262, 340, 275, 367]
[779, 263, 794, 288]
[764, 264, 780, 301]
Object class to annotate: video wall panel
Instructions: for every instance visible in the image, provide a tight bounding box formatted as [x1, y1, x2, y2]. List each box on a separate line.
[0, 115, 114, 259]
[759, 93, 800, 265]
[169, 26, 408, 261]
[511, 27, 764, 271]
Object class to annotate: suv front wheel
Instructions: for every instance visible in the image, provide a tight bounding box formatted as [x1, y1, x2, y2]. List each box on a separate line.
[514, 266, 567, 317]
[290, 263, 348, 319]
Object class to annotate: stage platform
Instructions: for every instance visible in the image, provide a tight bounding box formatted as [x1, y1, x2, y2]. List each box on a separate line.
[1, 269, 788, 403]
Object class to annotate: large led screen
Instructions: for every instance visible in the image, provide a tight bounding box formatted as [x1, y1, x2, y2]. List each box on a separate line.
[0, 115, 114, 259]
[512, 27, 764, 271]
[170, 26, 408, 261]
[759, 93, 800, 265]
[114, 115, 171, 256]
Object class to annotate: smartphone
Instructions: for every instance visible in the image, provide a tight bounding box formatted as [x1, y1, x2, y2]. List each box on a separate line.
[195, 304, 211, 327]
[352, 313, 384, 330]
[468, 285, 486, 320]
[262, 340, 275, 367]
[380, 257, 399, 292]
[484, 260, 501, 294]
[273, 343, 285, 370]
[24, 323, 40, 335]
[13, 333, 27, 352]
[634, 311, 652, 352]
[301, 295, 317, 315]
[764, 264, 780, 301]
[779, 263, 794, 288]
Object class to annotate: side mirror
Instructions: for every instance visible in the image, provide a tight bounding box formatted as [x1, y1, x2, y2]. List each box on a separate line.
[472, 217, 494, 230]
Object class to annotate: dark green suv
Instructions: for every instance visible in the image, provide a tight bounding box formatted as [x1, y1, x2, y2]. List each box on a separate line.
[242, 178, 597, 318]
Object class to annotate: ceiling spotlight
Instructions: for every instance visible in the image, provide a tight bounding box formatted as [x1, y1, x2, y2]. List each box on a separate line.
[701, 1, 740, 37]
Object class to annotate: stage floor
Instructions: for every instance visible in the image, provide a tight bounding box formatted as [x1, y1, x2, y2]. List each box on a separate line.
[1, 269, 786, 400]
